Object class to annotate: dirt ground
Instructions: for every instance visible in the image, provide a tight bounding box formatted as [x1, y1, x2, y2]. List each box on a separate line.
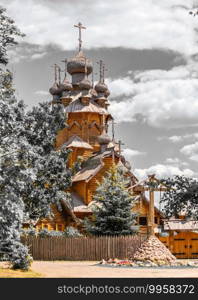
[1, 261, 198, 278]
[30, 261, 198, 278]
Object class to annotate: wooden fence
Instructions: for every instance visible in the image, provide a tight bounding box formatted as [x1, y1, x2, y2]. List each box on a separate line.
[22, 235, 144, 261]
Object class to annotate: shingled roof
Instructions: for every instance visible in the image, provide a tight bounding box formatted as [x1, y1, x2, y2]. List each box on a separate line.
[64, 98, 109, 114]
[72, 148, 137, 184]
[71, 192, 92, 213]
[72, 153, 103, 183]
[61, 135, 93, 150]
[163, 219, 198, 231]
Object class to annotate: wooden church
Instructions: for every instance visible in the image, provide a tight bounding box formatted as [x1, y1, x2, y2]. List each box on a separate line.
[35, 22, 163, 236]
[33, 23, 198, 259]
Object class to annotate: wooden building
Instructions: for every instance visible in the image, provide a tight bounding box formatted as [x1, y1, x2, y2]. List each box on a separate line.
[35, 34, 164, 235]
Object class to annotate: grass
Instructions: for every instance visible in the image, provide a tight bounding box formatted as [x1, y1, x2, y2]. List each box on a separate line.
[0, 264, 43, 278]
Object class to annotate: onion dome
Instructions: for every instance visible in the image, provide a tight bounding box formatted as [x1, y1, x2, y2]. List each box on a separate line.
[49, 82, 60, 95]
[79, 78, 92, 90]
[104, 88, 110, 98]
[59, 77, 72, 92]
[97, 132, 111, 145]
[90, 88, 97, 97]
[95, 82, 108, 93]
[67, 51, 93, 75]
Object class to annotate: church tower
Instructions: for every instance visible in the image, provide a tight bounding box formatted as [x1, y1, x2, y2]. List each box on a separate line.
[49, 22, 135, 217]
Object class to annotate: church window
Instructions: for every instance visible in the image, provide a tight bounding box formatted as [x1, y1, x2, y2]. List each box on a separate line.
[139, 217, 147, 225]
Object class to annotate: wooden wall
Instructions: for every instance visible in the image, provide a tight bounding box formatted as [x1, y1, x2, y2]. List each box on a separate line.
[35, 205, 72, 232]
[56, 112, 108, 151]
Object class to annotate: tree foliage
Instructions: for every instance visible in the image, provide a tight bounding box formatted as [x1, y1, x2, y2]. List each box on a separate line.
[85, 165, 138, 236]
[160, 175, 198, 219]
[0, 6, 24, 65]
[0, 6, 72, 269]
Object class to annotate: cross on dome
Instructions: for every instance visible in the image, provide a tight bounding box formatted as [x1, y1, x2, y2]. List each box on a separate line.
[97, 60, 103, 83]
[74, 22, 86, 52]
[61, 59, 68, 78]
[51, 63, 58, 82]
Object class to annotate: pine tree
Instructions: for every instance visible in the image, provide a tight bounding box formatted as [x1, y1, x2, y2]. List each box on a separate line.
[0, 70, 32, 269]
[85, 165, 138, 235]
[0, 6, 72, 269]
[0, 7, 31, 270]
[23, 102, 72, 220]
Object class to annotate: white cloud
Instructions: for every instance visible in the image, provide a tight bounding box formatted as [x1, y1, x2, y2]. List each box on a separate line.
[108, 64, 198, 128]
[164, 157, 189, 167]
[134, 164, 195, 180]
[168, 136, 183, 143]
[180, 141, 198, 161]
[8, 44, 47, 64]
[158, 132, 198, 143]
[165, 157, 180, 164]
[1, 0, 197, 56]
[106, 77, 134, 98]
[31, 52, 47, 60]
[122, 148, 146, 162]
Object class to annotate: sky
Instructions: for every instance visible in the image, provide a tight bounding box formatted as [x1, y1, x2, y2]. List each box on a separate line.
[2, 0, 198, 181]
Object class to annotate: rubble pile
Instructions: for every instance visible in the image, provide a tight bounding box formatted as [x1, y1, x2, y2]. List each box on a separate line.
[132, 235, 176, 264]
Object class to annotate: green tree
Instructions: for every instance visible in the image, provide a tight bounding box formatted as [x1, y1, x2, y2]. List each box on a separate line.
[85, 165, 138, 235]
[160, 175, 198, 219]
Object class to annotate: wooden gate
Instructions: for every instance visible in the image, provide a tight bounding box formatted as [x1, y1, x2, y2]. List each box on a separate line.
[159, 231, 198, 259]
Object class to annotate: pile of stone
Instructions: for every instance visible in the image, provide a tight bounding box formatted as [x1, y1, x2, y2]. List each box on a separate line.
[132, 235, 176, 265]
[99, 236, 198, 267]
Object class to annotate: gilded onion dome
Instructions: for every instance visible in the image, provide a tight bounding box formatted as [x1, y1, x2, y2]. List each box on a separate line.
[67, 51, 93, 75]
[79, 78, 92, 90]
[95, 81, 108, 93]
[49, 82, 60, 95]
[59, 77, 73, 92]
[97, 132, 111, 145]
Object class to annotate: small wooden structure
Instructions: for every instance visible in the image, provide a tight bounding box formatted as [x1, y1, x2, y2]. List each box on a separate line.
[159, 220, 198, 259]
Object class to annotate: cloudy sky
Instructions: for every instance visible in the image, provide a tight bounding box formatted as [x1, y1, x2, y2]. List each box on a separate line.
[3, 0, 198, 181]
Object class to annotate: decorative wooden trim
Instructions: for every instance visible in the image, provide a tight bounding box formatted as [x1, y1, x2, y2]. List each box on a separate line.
[68, 121, 82, 130]
[88, 121, 101, 131]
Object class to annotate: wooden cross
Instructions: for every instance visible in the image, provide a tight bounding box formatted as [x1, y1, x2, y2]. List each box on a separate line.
[102, 63, 108, 83]
[51, 64, 58, 82]
[131, 174, 169, 236]
[57, 65, 61, 84]
[97, 60, 103, 83]
[74, 22, 86, 52]
[61, 59, 67, 78]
